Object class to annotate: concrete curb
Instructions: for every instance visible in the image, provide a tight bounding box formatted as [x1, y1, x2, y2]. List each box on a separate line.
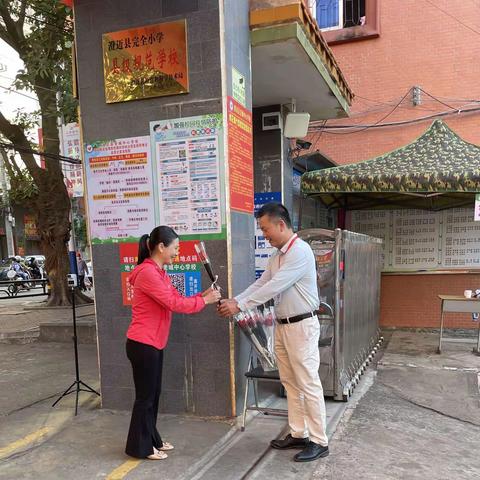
[23, 303, 95, 311]
[178, 394, 279, 480]
[0, 327, 39, 344]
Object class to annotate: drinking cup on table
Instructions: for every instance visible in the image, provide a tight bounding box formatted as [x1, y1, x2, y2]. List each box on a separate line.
[464, 290, 473, 298]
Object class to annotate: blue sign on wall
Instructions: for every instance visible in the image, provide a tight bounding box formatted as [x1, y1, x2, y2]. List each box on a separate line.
[254, 192, 282, 279]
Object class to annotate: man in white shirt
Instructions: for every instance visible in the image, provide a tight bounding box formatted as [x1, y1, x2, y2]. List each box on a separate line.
[218, 202, 329, 462]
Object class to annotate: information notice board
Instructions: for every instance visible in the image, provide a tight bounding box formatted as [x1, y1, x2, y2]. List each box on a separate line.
[60, 123, 84, 198]
[150, 114, 225, 238]
[227, 96, 253, 214]
[349, 207, 480, 271]
[84, 136, 155, 243]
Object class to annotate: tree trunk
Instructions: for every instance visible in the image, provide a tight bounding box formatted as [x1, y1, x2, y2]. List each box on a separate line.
[74, 288, 94, 304]
[36, 173, 71, 306]
[36, 168, 94, 306]
[34, 79, 76, 307]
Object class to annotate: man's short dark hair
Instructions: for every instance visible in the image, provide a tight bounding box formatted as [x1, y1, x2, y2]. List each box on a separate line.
[256, 202, 292, 228]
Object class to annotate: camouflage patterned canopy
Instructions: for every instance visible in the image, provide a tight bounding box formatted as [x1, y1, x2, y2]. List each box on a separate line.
[301, 120, 480, 210]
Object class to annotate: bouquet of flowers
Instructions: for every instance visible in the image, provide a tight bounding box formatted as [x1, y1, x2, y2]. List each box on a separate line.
[194, 241, 276, 369]
[233, 306, 277, 371]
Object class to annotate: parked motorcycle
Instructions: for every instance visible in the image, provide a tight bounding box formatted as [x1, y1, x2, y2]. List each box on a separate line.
[3, 269, 31, 295]
[27, 257, 44, 280]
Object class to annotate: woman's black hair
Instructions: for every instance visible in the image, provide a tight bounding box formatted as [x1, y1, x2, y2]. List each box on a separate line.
[137, 226, 179, 265]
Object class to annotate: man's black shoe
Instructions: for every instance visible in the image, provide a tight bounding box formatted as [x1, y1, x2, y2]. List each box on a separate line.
[270, 434, 309, 450]
[293, 442, 329, 462]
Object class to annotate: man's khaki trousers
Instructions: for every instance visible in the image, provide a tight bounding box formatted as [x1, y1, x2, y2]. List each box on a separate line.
[275, 315, 328, 446]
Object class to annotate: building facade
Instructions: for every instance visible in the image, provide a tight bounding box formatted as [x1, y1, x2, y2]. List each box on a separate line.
[305, 0, 480, 328]
[73, 0, 352, 414]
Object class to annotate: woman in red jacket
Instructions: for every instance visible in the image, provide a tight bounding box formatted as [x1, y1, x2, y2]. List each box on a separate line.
[125, 226, 220, 460]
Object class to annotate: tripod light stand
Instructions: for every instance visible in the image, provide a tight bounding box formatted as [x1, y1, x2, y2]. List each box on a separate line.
[52, 274, 100, 415]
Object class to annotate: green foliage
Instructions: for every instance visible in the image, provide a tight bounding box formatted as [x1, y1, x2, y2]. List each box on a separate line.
[7, 168, 39, 205]
[2, 0, 78, 130]
[73, 213, 88, 250]
[0, 1, 81, 303]
[0, 0, 78, 202]
[12, 108, 41, 140]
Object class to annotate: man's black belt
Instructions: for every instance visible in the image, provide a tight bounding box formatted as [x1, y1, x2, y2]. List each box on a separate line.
[277, 311, 318, 324]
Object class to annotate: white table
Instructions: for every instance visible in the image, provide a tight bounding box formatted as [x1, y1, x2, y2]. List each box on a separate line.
[438, 295, 480, 355]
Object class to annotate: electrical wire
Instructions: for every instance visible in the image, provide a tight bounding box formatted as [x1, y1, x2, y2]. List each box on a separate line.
[427, 95, 480, 104]
[308, 105, 480, 134]
[354, 93, 441, 113]
[0, 140, 80, 164]
[0, 74, 65, 95]
[302, 120, 327, 154]
[309, 87, 480, 131]
[309, 91, 450, 126]
[317, 87, 413, 135]
[341, 97, 440, 118]
[2, 14, 72, 36]
[2, 3, 73, 36]
[418, 87, 457, 111]
[424, 0, 480, 37]
[21, 14, 73, 36]
[24, 1, 73, 23]
[0, 83, 38, 101]
[19, 0, 75, 30]
[347, 99, 423, 117]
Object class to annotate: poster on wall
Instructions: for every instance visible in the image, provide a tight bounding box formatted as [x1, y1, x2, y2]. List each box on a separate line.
[84, 136, 155, 244]
[60, 123, 84, 198]
[254, 192, 281, 279]
[350, 210, 391, 268]
[120, 243, 138, 305]
[442, 208, 480, 268]
[349, 207, 480, 271]
[120, 241, 202, 306]
[227, 96, 254, 214]
[391, 210, 439, 269]
[150, 114, 225, 239]
[102, 20, 189, 103]
[24, 214, 40, 240]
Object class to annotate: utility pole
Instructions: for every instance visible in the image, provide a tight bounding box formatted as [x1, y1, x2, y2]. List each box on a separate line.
[0, 148, 15, 257]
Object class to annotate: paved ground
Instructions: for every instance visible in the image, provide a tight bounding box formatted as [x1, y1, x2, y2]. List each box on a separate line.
[1, 300, 479, 480]
[0, 296, 351, 480]
[0, 341, 349, 480]
[0, 292, 95, 342]
[313, 332, 480, 480]
[0, 342, 99, 416]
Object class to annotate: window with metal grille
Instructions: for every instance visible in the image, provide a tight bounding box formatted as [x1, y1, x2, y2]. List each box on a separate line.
[315, 0, 366, 31]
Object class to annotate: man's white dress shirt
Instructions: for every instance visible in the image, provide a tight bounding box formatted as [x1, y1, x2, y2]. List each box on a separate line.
[235, 234, 319, 319]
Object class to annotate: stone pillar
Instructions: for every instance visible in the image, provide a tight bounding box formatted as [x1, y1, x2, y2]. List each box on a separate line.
[74, 0, 254, 416]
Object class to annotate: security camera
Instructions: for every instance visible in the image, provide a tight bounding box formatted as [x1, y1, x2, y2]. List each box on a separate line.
[295, 139, 312, 150]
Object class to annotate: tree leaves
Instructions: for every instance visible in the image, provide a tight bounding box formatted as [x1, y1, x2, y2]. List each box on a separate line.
[8, 167, 38, 206]
[0, 0, 77, 131]
[0, 0, 78, 305]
